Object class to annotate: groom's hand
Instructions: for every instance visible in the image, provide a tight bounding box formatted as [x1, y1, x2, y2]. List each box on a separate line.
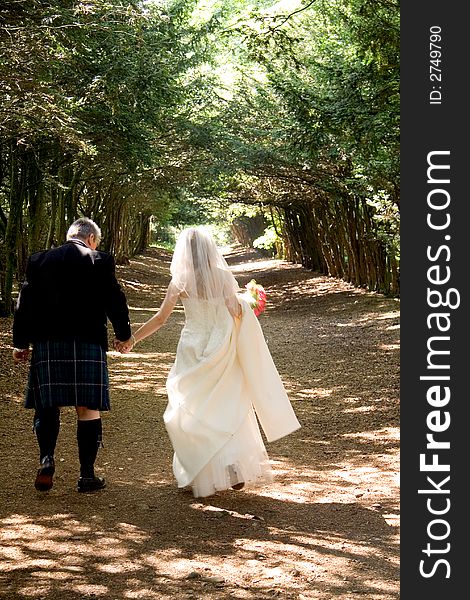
[13, 348, 30, 363]
[113, 338, 124, 353]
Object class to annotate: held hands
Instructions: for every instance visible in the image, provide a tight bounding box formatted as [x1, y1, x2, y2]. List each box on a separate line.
[113, 335, 135, 354]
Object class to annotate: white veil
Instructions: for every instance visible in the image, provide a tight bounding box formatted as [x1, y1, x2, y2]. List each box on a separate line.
[170, 227, 240, 300]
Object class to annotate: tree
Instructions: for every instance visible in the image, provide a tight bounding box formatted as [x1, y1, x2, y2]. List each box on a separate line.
[0, 0, 401, 316]
[176, 0, 400, 293]
[0, 0, 207, 312]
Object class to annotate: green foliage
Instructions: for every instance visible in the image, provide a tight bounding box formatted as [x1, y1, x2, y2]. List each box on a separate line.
[253, 226, 279, 254]
[0, 0, 401, 312]
[180, 0, 400, 292]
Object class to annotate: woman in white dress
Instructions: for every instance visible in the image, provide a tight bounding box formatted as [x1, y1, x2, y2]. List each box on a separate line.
[123, 227, 300, 498]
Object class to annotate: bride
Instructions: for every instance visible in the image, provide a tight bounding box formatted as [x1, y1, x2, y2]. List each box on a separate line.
[121, 227, 300, 497]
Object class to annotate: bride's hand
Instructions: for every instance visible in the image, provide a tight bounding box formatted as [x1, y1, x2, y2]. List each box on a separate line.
[226, 296, 242, 319]
[122, 336, 135, 353]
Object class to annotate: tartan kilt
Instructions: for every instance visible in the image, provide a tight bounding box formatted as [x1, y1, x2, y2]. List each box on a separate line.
[25, 341, 110, 410]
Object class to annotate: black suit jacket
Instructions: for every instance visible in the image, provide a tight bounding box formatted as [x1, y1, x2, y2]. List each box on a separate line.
[13, 240, 131, 350]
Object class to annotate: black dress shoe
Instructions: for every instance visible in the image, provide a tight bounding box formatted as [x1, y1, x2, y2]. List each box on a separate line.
[35, 455, 55, 491]
[77, 476, 106, 493]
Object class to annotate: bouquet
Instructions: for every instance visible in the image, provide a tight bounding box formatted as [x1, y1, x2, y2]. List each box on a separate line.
[242, 279, 267, 316]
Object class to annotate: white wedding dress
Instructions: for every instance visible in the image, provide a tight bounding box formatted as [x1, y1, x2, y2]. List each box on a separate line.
[164, 296, 300, 498]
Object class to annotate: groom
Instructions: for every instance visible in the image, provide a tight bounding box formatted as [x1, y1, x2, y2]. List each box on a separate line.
[12, 217, 132, 492]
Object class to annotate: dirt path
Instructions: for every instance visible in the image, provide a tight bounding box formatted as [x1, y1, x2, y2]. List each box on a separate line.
[0, 247, 400, 600]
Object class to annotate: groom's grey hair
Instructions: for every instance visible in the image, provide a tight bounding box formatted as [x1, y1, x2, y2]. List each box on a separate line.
[67, 217, 102, 243]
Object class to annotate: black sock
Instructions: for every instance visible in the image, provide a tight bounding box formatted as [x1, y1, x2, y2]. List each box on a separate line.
[33, 408, 60, 460]
[77, 418, 102, 478]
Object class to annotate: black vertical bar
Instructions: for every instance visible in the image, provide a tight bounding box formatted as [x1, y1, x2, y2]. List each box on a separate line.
[401, 2, 468, 598]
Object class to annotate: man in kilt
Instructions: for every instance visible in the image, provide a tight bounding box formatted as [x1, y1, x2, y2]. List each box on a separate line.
[12, 217, 132, 493]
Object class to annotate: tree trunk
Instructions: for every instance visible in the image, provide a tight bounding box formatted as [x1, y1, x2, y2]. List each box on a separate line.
[2, 143, 25, 315]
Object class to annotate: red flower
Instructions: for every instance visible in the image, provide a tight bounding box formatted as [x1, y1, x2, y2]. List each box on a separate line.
[244, 279, 267, 317]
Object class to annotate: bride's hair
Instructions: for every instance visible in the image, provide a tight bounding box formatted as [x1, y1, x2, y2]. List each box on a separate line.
[170, 227, 239, 300]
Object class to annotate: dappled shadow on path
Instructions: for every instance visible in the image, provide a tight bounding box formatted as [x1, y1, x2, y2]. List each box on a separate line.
[0, 483, 398, 600]
[0, 246, 399, 600]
